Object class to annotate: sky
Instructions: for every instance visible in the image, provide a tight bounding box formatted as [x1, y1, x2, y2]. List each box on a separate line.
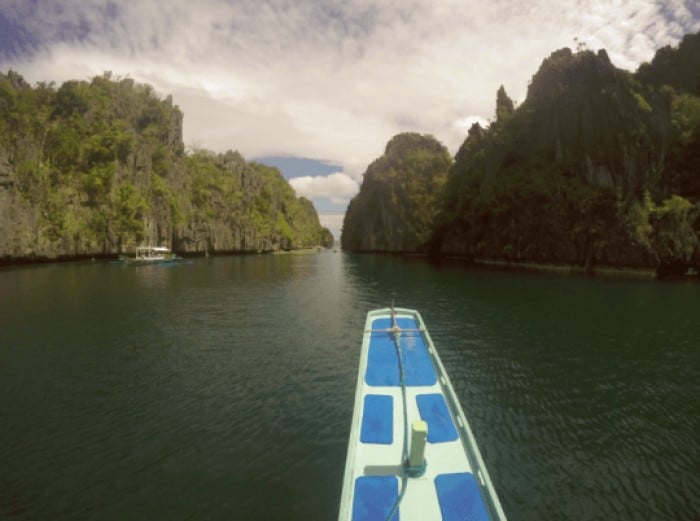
[1, 0, 699, 239]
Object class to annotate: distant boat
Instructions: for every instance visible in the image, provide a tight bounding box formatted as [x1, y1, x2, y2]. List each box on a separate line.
[339, 307, 507, 521]
[115, 246, 185, 265]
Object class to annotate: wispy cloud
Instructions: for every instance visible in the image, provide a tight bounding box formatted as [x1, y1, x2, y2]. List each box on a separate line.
[289, 172, 359, 205]
[1, 0, 699, 190]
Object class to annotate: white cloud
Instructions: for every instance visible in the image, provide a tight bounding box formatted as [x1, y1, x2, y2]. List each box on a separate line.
[289, 173, 359, 205]
[1, 0, 699, 205]
[453, 115, 490, 132]
[318, 212, 346, 240]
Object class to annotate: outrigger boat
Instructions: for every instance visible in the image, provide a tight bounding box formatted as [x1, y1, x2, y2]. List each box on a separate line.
[116, 246, 185, 265]
[339, 307, 507, 521]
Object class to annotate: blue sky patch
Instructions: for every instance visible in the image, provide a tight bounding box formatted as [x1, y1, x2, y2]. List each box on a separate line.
[255, 156, 342, 181]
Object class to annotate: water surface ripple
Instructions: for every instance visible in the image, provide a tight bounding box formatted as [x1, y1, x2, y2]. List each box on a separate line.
[1, 254, 698, 520]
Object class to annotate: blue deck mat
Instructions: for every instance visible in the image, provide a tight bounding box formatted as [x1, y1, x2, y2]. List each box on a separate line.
[416, 393, 458, 443]
[435, 473, 489, 521]
[360, 395, 393, 444]
[365, 317, 437, 387]
[352, 476, 399, 521]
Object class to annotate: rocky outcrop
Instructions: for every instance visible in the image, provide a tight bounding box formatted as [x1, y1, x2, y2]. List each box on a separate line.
[341, 133, 451, 252]
[522, 48, 671, 196]
[0, 148, 13, 188]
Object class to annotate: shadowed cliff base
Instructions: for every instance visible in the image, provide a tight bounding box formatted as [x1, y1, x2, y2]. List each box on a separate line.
[0, 247, 337, 269]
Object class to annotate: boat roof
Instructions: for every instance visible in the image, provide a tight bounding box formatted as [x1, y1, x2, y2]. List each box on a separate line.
[136, 246, 170, 252]
[339, 308, 507, 521]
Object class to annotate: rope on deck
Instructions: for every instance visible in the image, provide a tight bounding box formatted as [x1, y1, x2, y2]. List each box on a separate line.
[383, 304, 427, 521]
[365, 328, 424, 333]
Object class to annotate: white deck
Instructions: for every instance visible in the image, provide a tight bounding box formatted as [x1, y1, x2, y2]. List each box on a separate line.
[338, 308, 507, 521]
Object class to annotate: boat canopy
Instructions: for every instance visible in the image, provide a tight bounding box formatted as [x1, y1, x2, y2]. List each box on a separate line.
[136, 246, 170, 252]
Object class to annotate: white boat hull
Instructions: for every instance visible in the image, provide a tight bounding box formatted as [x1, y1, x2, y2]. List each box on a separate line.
[338, 308, 507, 521]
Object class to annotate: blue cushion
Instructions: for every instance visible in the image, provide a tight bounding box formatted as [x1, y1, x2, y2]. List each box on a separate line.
[352, 476, 399, 521]
[416, 394, 458, 443]
[435, 473, 489, 521]
[365, 317, 436, 387]
[360, 395, 393, 444]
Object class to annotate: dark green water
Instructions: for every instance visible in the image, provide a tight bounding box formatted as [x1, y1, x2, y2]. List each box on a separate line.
[1, 253, 698, 520]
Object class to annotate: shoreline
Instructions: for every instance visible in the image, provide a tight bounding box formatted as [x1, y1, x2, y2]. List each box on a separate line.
[3, 249, 696, 281]
[344, 250, 700, 281]
[272, 246, 326, 255]
[469, 258, 658, 280]
[0, 246, 330, 268]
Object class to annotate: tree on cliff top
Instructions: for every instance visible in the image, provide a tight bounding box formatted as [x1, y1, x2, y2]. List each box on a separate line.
[496, 85, 515, 123]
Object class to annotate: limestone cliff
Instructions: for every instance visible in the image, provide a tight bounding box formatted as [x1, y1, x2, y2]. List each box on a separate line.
[435, 36, 700, 272]
[339, 32, 700, 273]
[0, 72, 331, 263]
[522, 48, 670, 195]
[341, 133, 451, 252]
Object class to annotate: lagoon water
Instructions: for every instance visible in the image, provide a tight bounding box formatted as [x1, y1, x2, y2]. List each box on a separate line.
[1, 253, 698, 520]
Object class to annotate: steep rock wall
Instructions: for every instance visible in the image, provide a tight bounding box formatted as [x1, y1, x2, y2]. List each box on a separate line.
[0, 72, 331, 263]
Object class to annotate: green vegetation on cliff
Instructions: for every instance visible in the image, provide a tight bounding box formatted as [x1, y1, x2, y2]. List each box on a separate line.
[341, 32, 700, 274]
[0, 71, 331, 261]
[435, 42, 700, 273]
[637, 32, 700, 96]
[341, 133, 451, 252]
